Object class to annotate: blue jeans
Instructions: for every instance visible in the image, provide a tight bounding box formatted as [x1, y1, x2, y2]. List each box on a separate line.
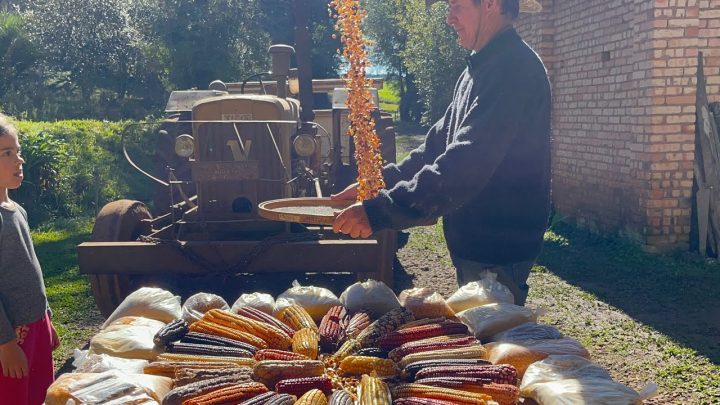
[451, 255, 534, 306]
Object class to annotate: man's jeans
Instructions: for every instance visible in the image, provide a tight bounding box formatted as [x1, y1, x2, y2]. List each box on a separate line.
[451, 255, 534, 306]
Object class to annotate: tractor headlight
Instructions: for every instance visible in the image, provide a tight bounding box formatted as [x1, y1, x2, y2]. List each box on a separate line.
[175, 134, 195, 158]
[293, 134, 317, 157]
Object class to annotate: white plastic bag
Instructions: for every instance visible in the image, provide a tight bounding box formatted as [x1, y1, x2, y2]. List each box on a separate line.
[339, 279, 401, 318]
[520, 355, 657, 405]
[446, 271, 515, 313]
[182, 293, 230, 324]
[231, 292, 276, 314]
[274, 280, 342, 321]
[398, 287, 455, 319]
[72, 349, 149, 374]
[90, 316, 166, 360]
[102, 287, 181, 328]
[490, 321, 563, 342]
[457, 303, 541, 340]
[46, 370, 172, 405]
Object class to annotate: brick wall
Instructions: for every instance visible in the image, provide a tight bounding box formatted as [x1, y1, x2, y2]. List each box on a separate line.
[516, 0, 720, 250]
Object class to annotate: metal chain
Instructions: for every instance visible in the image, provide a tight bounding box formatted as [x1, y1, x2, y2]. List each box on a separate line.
[138, 232, 322, 277]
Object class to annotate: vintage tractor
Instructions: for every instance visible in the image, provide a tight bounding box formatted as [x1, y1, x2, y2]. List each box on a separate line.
[77, 41, 398, 317]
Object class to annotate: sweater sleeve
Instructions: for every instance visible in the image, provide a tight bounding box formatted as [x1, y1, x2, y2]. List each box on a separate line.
[365, 71, 543, 231]
[381, 105, 451, 189]
[0, 300, 15, 345]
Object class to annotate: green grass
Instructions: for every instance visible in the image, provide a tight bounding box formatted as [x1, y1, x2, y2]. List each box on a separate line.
[379, 80, 400, 120]
[32, 218, 101, 369]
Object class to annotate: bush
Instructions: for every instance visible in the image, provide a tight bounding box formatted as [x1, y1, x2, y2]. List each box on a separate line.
[12, 120, 157, 225]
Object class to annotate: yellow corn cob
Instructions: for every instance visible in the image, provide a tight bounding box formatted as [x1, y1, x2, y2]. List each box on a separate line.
[252, 359, 325, 388]
[398, 345, 487, 368]
[339, 356, 399, 378]
[190, 320, 269, 349]
[276, 305, 318, 332]
[292, 327, 320, 360]
[295, 388, 328, 405]
[156, 353, 256, 368]
[358, 374, 391, 405]
[391, 383, 494, 405]
[204, 309, 292, 350]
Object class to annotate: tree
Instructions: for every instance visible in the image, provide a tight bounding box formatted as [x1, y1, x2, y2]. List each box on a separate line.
[0, 12, 40, 116]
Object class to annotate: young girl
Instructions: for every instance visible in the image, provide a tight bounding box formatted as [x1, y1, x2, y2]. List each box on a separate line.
[0, 114, 59, 404]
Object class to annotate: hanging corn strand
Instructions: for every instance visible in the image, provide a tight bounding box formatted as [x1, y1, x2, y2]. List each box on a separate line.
[330, 0, 385, 201]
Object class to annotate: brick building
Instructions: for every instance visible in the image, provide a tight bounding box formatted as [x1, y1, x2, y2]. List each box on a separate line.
[516, 0, 720, 251]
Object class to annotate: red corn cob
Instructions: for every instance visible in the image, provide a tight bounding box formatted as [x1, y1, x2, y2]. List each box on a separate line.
[318, 306, 348, 352]
[414, 364, 518, 386]
[389, 335, 478, 362]
[403, 359, 493, 380]
[181, 382, 268, 405]
[254, 349, 310, 361]
[345, 310, 371, 339]
[275, 375, 333, 397]
[377, 322, 469, 350]
[391, 383, 493, 405]
[237, 306, 297, 336]
[415, 379, 520, 405]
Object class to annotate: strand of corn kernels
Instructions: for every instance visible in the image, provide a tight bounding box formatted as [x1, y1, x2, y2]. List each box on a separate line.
[330, 0, 385, 201]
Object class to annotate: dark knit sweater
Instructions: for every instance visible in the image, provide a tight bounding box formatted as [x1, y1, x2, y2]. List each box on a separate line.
[364, 28, 551, 265]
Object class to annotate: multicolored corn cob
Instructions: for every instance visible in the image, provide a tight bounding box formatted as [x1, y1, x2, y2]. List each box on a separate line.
[254, 349, 310, 362]
[204, 309, 292, 350]
[414, 379, 519, 405]
[238, 391, 296, 405]
[391, 383, 494, 405]
[174, 367, 253, 387]
[398, 345, 488, 369]
[252, 360, 325, 388]
[162, 375, 245, 405]
[355, 347, 388, 358]
[345, 310, 372, 339]
[397, 317, 448, 330]
[182, 381, 269, 405]
[156, 353, 256, 368]
[377, 322, 469, 350]
[414, 364, 518, 386]
[167, 341, 254, 358]
[338, 355, 399, 378]
[356, 308, 414, 347]
[275, 305, 318, 332]
[275, 375, 333, 397]
[292, 327, 320, 359]
[389, 335, 478, 362]
[328, 390, 354, 405]
[403, 359, 492, 380]
[144, 361, 238, 378]
[392, 398, 458, 405]
[358, 374, 391, 404]
[319, 306, 348, 351]
[181, 332, 260, 353]
[236, 306, 297, 336]
[190, 320, 269, 349]
[154, 318, 189, 346]
[265, 393, 297, 405]
[295, 389, 328, 405]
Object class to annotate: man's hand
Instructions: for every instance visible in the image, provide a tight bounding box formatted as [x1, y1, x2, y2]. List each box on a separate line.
[0, 340, 28, 379]
[51, 324, 60, 351]
[330, 182, 359, 201]
[333, 202, 372, 238]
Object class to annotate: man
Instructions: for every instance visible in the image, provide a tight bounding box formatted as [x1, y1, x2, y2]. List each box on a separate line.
[332, 0, 551, 306]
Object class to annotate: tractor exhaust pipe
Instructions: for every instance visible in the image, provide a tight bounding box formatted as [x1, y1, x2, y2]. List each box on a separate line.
[269, 44, 294, 99]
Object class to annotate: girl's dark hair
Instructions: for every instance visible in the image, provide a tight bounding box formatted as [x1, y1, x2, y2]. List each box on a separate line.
[0, 114, 18, 138]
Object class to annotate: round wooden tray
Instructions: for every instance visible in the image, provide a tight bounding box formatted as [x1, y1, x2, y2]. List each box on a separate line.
[257, 197, 353, 226]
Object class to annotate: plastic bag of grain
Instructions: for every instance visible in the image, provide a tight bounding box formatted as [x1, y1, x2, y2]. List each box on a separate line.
[182, 293, 230, 324]
[102, 287, 181, 328]
[457, 303, 541, 341]
[231, 292, 276, 314]
[72, 349, 149, 374]
[446, 272, 515, 313]
[46, 370, 172, 405]
[520, 355, 657, 405]
[398, 287, 455, 319]
[339, 279, 401, 318]
[274, 280, 341, 321]
[90, 316, 166, 360]
[490, 321, 563, 342]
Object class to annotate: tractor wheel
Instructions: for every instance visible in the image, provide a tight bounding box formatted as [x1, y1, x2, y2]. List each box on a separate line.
[89, 200, 152, 317]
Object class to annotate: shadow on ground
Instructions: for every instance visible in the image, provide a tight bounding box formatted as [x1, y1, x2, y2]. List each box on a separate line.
[537, 222, 720, 364]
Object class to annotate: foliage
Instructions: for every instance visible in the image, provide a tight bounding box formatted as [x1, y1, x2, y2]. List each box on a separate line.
[12, 120, 156, 225]
[0, 12, 44, 118]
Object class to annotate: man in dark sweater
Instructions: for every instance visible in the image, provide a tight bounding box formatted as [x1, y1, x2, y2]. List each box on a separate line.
[332, 0, 551, 305]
